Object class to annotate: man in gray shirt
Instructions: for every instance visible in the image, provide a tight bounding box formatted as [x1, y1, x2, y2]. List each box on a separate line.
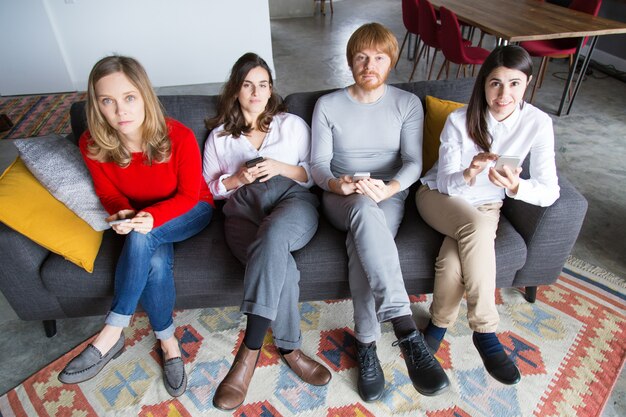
[311, 22, 449, 401]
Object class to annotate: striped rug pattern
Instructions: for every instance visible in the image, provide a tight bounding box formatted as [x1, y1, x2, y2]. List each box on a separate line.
[0, 92, 86, 140]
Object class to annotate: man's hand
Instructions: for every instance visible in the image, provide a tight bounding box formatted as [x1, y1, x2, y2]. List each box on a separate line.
[329, 175, 358, 195]
[488, 165, 522, 195]
[355, 178, 397, 202]
[463, 152, 498, 185]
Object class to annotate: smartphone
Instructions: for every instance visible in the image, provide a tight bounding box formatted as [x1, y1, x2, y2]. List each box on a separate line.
[245, 156, 265, 168]
[494, 156, 521, 174]
[353, 172, 371, 181]
[109, 219, 131, 226]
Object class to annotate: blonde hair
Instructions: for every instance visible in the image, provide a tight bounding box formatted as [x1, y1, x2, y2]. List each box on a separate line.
[346, 22, 399, 68]
[85, 55, 170, 166]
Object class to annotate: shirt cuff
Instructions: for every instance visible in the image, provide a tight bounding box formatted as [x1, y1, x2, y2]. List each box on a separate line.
[506, 178, 526, 200]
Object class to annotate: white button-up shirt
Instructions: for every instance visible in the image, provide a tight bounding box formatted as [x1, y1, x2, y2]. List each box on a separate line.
[203, 113, 313, 199]
[421, 103, 560, 207]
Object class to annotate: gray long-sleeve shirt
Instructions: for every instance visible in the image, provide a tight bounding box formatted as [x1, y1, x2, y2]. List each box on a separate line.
[310, 85, 424, 191]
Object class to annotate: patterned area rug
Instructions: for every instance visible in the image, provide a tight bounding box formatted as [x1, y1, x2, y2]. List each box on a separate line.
[1, 257, 624, 417]
[0, 92, 85, 140]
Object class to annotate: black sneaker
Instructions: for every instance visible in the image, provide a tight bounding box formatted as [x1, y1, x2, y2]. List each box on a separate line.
[472, 333, 521, 385]
[356, 341, 385, 402]
[393, 331, 449, 396]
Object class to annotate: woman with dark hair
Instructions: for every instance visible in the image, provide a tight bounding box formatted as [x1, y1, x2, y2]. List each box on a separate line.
[416, 45, 560, 385]
[58, 55, 214, 397]
[203, 52, 331, 411]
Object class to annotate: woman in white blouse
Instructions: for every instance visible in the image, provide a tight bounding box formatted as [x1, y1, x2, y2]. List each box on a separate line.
[416, 45, 560, 386]
[203, 53, 331, 411]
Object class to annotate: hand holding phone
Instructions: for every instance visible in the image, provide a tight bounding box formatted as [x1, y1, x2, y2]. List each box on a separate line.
[494, 156, 521, 174]
[109, 218, 131, 226]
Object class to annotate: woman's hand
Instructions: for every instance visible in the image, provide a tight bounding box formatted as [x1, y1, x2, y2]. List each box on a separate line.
[106, 209, 136, 235]
[463, 152, 498, 185]
[355, 178, 397, 202]
[329, 175, 358, 195]
[253, 158, 286, 182]
[488, 165, 522, 195]
[130, 211, 154, 234]
[234, 166, 256, 185]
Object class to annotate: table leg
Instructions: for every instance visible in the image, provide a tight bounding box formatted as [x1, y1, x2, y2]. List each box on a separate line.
[557, 36, 596, 116]
[565, 36, 598, 116]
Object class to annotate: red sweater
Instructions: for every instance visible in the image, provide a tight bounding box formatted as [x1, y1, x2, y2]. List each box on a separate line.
[79, 119, 214, 228]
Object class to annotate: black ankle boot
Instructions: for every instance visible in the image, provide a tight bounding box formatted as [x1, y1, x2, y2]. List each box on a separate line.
[393, 331, 449, 396]
[473, 332, 521, 385]
[356, 341, 385, 402]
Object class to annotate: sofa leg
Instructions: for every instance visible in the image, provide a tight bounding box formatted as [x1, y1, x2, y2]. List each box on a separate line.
[524, 286, 537, 303]
[43, 320, 57, 338]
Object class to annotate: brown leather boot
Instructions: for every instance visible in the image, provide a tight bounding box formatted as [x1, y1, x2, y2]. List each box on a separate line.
[280, 349, 332, 386]
[213, 343, 260, 410]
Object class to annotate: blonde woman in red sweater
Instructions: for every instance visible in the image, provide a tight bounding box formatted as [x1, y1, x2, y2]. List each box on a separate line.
[58, 56, 214, 397]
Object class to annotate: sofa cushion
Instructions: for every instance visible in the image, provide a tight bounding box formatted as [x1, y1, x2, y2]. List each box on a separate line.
[0, 158, 103, 272]
[423, 96, 465, 173]
[13, 134, 109, 231]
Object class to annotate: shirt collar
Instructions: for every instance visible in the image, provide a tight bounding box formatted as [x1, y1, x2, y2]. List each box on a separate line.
[487, 104, 522, 132]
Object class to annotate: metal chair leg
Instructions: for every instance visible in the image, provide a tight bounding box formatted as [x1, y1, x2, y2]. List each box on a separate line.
[409, 42, 428, 81]
[396, 31, 409, 68]
[428, 49, 439, 80]
[530, 56, 548, 103]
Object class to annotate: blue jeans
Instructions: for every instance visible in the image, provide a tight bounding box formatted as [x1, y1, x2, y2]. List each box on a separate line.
[106, 202, 213, 340]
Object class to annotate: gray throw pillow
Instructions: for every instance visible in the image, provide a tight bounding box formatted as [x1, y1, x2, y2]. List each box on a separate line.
[13, 135, 110, 231]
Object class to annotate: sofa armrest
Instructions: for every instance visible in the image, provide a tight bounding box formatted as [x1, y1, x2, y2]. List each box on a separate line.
[502, 175, 587, 287]
[0, 222, 65, 320]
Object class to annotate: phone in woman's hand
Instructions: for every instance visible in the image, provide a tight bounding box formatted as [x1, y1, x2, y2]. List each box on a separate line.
[245, 157, 265, 168]
[494, 156, 521, 174]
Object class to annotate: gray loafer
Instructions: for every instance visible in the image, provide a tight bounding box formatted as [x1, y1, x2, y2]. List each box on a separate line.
[163, 355, 187, 397]
[58, 332, 125, 384]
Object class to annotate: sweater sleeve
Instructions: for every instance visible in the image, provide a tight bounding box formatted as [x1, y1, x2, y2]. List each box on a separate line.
[392, 94, 423, 190]
[141, 124, 204, 227]
[79, 132, 134, 216]
[310, 98, 336, 191]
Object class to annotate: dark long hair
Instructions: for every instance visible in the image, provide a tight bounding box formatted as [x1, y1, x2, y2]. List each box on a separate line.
[206, 52, 285, 137]
[466, 45, 533, 152]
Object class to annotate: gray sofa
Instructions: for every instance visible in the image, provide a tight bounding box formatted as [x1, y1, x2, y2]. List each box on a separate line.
[0, 78, 588, 337]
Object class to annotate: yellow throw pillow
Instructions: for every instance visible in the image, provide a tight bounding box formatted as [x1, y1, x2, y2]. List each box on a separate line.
[0, 158, 103, 272]
[423, 96, 465, 173]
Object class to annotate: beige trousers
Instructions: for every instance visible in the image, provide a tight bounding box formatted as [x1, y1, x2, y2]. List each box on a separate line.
[416, 185, 502, 333]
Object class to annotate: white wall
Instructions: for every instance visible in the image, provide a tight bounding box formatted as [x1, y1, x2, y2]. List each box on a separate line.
[0, 0, 274, 95]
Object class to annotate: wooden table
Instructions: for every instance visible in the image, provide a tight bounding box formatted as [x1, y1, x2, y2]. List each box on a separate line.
[429, 0, 626, 115]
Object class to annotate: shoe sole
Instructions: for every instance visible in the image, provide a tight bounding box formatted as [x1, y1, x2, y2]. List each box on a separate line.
[414, 381, 450, 397]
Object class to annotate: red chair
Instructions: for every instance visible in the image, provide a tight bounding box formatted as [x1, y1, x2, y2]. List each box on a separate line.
[411, 0, 472, 81]
[410, 0, 442, 81]
[520, 0, 602, 102]
[436, 6, 490, 80]
[396, 0, 421, 69]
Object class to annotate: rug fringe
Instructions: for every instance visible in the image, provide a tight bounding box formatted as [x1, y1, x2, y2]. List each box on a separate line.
[566, 255, 626, 288]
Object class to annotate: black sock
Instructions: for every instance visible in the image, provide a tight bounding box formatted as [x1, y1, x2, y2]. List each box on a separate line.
[390, 315, 418, 339]
[278, 348, 293, 355]
[473, 332, 503, 357]
[243, 314, 271, 350]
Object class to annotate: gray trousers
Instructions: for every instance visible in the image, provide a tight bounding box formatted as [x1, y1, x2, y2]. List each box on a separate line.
[323, 189, 412, 344]
[223, 176, 319, 350]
